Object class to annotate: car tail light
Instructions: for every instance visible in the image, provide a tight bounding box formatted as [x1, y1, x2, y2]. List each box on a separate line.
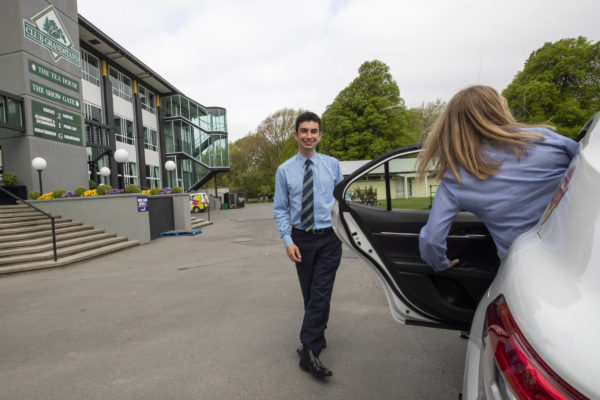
[192, 200, 198, 205]
[485, 296, 587, 399]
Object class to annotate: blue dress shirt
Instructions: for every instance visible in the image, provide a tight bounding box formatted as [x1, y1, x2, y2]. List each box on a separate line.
[274, 152, 344, 247]
[419, 127, 580, 272]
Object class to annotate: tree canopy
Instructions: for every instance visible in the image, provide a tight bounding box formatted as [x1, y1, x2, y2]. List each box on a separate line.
[503, 37, 600, 138]
[214, 108, 303, 197]
[320, 60, 416, 160]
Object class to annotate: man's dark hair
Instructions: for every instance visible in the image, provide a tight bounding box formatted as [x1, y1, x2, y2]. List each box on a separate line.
[295, 111, 321, 133]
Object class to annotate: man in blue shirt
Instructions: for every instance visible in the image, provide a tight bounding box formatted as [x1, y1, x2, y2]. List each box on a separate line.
[273, 111, 344, 378]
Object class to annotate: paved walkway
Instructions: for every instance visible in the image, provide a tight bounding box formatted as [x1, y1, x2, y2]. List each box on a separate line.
[0, 204, 466, 400]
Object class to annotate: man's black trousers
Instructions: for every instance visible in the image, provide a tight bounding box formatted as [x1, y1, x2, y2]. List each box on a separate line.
[292, 228, 342, 356]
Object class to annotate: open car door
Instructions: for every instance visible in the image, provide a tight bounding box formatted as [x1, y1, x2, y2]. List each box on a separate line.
[331, 146, 500, 331]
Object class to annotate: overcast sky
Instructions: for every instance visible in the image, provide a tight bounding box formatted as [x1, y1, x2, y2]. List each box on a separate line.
[77, 0, 600, 142]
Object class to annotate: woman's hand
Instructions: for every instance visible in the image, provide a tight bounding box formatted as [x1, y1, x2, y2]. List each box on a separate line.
[447, 258, 459, 268]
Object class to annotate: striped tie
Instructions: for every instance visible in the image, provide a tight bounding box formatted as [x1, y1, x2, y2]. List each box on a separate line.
[301, 159, 315, 231]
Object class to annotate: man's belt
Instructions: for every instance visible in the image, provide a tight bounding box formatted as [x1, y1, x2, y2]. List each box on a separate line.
[292, 227, 334, 235]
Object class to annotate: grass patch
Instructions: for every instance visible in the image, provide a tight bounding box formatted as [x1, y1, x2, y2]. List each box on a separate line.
[374, 197, 432, 210]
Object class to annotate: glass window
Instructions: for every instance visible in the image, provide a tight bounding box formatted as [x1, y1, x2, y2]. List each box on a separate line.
[109, 67, 132, 102]
[7, 98, 22, 126]
[121, 162, 138, 186]
[138, 84, 156, 114]
[0, 96, 5, 123]
[143, 127, 158, 151]
[114, 115, 135, 145]
[81, 50, 100, 86]
[145, 164, 161, 188]
[84, 102, 103, 123]
[344, 152, 439, 210]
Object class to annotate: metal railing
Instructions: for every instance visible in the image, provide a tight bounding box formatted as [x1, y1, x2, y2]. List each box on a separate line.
[0, 186, 57, 262]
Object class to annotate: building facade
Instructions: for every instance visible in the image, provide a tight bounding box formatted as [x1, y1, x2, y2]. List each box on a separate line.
[0, 0, 229, 194]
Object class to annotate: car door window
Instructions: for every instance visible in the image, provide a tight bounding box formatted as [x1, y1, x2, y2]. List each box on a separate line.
[345, 152, 440, 211]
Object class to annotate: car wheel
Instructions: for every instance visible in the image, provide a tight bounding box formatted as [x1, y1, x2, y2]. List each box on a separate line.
[192, 206, 200, 213]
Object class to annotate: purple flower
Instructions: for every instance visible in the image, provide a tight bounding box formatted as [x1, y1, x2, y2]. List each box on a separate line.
[161, 187, 172, 194]
[61, 191, 75, 198]
[108, 188, 125, 194]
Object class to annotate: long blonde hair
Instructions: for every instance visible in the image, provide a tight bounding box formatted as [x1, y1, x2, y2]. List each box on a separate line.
[416, 85, 550, 183]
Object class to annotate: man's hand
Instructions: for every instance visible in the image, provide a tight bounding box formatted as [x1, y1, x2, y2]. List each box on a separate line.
[286, 244, 302, 263]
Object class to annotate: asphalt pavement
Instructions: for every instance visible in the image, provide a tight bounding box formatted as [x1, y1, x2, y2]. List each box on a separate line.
[0, 203, 467, 400]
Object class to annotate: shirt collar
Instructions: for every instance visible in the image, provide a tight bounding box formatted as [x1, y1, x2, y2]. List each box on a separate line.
[296, 152, 319, 166]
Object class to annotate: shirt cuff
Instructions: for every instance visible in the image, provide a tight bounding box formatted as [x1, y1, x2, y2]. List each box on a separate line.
[282, 234, 293, 248]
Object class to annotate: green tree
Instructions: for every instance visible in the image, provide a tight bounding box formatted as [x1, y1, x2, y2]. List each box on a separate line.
[503, 37, 600, 138]
[406, 99, 447, 142]
[216, 108, 305, 198]
[320, 60, 416, 160]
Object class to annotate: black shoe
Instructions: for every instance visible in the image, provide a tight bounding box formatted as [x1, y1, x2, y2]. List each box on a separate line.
[299, 344, 333, 378]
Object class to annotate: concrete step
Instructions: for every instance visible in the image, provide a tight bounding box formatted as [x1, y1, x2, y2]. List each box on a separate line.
[0, 236, 128, 266]
[0, 224, 94, 242]
[0, 228, 106, 250]
[0, 240, 140, 275]
[0, 204, 30, 212]
[0, 231, 116, 257]
[0, 220, 82, 236]
[0, 214, 59, 223]
[0, 217, 72, 230]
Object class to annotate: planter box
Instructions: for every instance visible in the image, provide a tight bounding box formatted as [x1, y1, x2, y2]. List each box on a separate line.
[30, 193, 190, 243]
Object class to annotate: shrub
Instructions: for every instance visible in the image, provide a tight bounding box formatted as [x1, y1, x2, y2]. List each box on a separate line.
[52, 189, 67, 198]
[74, 187, 87, 197]
[150, 187, 161, 195]
[89, 179, 97, 190]
[97, 184, 112, 195]
[3, 172, 18, 186]
[172, 186, 183, 194]
[29, 191, 41, 200]
[124, 184, 140, 193]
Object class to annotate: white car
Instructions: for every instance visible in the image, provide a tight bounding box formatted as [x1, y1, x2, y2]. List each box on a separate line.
[331, 113, 600, 399]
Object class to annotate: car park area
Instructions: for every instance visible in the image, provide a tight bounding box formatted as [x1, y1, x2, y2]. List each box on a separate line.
[0, 204, 467, 400]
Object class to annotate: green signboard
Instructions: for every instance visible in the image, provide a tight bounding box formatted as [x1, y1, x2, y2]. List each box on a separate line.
[30, 80, 80, 110]
[29, 59, 79, 92]
[31, 100, 83, 146]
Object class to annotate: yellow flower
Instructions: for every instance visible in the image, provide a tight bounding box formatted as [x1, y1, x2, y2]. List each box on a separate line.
[141, 189, 151, 195]
[83, 189, 98, 196]
[38, 192, 54, 199]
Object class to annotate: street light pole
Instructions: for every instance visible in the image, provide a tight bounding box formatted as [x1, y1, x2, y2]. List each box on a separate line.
[165, 160, 176, 188]
[31, 157, 47, 193]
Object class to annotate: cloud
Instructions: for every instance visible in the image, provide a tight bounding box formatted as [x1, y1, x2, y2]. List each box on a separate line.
[77, 0, 600, 141]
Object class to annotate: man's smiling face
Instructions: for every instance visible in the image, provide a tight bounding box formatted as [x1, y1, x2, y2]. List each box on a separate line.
[294, 121, 321, 156]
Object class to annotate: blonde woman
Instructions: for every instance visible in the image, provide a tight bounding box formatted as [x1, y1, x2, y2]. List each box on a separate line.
[416, 85, 579, 272]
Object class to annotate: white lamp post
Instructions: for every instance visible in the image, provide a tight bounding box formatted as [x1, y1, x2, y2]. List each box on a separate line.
[99, 167, 111, 185]
[165, 160, 176, 188]
[113, 149, 129, 189]
[31, 157, 47, 193]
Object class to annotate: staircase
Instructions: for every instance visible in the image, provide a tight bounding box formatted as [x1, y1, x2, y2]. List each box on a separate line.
[0, 204, 139, 275]
[190, 215, 213, 230]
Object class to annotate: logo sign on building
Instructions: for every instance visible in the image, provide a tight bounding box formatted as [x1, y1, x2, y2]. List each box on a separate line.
[31, 100, 82, 146]
[30, 80, 81, 110]
[23, 5, 80, 66]
[29, 59, 79, 92]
